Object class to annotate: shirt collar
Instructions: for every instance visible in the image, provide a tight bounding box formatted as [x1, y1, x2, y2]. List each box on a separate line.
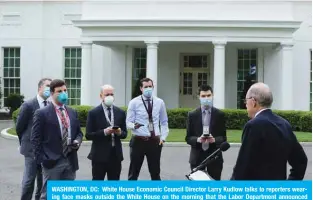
[37, 94, 45, 103]
[52, 101, 65, 110]
[102, 102, 112, 110]
[255, 108, 269, 117]
[201, 106, 211, 114]
[141, 94, 152, 101]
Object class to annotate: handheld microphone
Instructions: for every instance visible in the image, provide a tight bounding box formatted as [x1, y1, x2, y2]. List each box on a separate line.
[191, 142, 230, 173]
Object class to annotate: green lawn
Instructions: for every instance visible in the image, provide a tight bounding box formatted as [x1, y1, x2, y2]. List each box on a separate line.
[7, 128, 312, 143]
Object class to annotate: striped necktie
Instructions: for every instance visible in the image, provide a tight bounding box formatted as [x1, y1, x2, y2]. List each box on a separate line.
[59, 107, 69, 156]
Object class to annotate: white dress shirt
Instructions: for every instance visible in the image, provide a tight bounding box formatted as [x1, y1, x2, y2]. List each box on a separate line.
[126, 95, 169, 141]
[36, 95, 48, 109]
[254, 108, 269, 118]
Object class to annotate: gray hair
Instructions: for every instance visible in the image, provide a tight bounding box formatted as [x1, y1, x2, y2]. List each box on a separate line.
[100, 84, 114, 93]
[247, 82, 273, 108]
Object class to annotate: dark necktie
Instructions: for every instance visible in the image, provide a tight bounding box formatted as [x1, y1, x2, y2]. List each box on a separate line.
[43, 100, 47, 106]
[107, 107, 111, 122]
[146, 99, 155, 137]
[147, 99, 152, 118]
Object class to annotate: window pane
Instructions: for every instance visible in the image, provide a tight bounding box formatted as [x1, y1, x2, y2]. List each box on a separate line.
[77, 48, 81, 57]
[15, 58, 20, 67]
[4, 49, 9, 57]
[16, 48, 20, 57]
[71, 59, 77, 68]
[15, 68, 20, 77]
[9, 48, 14, 57]
[3, 58, 8, 67]
[237, 49, 258, 109]
[65, 49, 70, 58]
[9, 68, 14, 77]
[71, 49, 77, 57]
[4, 69, 8, 77]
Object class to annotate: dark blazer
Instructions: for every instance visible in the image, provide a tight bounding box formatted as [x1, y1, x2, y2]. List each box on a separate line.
[231, 109, 308, 180]
[185, 106, 227, 165]
[30, 103, 83, 171]
[85, 105, 127, 163]
[16, 97, 40, 157]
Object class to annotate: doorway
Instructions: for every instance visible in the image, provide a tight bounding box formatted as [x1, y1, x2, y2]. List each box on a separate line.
[179, 54, 210, 108]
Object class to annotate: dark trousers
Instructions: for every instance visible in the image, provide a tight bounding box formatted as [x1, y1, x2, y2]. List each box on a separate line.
[21, 156, 43, 200]
[40, 157, 76, 200]
[128, 137, 163, 180]
[92, 148, 122, 180]
[190, 153, 223, 180]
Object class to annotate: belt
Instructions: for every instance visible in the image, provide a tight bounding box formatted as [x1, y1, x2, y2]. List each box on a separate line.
[134, 135, 160, 141]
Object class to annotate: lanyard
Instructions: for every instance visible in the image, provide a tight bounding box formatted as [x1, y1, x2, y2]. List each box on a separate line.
[55, 107, 69, 129]
[141, 96, 153, 121]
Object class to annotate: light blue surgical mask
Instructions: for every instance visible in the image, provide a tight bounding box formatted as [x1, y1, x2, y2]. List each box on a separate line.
[43, 87, 50, 99]
[57, 92, 68, 105]
[143, 87, 153, 98]
[200, 97, 213, 107]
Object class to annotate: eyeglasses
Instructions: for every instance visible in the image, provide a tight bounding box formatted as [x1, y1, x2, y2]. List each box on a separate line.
[244, 97, 253, 104]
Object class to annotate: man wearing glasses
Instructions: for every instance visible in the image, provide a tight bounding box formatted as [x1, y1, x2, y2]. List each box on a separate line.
[231, 82, 307, 180]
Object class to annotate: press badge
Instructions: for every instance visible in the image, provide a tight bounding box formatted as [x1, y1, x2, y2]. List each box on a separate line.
[203, 126, 210, 135]
[148, 122, 154, 131]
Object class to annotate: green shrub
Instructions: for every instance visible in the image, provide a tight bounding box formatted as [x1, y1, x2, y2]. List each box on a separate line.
[5, 93, 24, 115]
[11, 106, 312, 132]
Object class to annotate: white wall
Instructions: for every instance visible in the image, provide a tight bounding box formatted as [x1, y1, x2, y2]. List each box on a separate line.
[0, 1, 104, 104]
[264, 47, 282, 110]
[82, 0, 296, 21]
[292, 2, 312, 111]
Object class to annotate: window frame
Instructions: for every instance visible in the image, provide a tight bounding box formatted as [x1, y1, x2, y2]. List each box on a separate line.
[63, 47, 82, 105]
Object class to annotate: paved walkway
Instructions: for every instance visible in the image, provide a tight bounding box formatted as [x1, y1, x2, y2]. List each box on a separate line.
[0, 121, 311, 200]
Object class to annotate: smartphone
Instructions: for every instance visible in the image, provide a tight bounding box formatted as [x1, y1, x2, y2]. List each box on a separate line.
[112, 126, 120, 130]
[203, 133, 211, 137]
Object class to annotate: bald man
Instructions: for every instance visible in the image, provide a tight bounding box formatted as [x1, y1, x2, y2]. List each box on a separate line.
[85, 85, 127, 180]
[231, 82, 308, 180]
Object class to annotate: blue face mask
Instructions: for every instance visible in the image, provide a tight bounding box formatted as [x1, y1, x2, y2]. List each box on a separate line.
[43, 87, 50, 98]
[143, 87, 153, 98]
[200, 97, 213, 107]
[57, 92, 68, 105]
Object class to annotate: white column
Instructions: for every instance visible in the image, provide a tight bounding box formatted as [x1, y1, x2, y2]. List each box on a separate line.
[280, 41, 294, 110]
[80, 41, 93, 105]
[145, 41, 159, 96]
[212, 40, 227, 109]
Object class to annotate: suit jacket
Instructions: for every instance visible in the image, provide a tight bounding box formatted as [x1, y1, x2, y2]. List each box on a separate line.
[231, 109, 308, 180]
[185, 106, 227, 165]
[85, 104, 127, 163]
[30, 103, 83, 171]
[16, 97, 40, 157]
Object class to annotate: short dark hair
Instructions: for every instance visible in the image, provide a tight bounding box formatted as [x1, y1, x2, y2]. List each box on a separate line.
[140, 77, 154, 87]
[198, 85, 213, 95]
[38, 78, 52, 89]
[50, 79, 66, 92]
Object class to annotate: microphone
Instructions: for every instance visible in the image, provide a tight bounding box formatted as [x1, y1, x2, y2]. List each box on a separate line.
[191, 142, 230, 173]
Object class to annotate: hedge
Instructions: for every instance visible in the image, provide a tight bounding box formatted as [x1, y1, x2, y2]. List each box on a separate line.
[12, 106, 312, 132]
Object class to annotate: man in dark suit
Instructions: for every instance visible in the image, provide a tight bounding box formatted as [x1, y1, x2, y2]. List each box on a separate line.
[31, 79, 83, 200]
[185, 85, 227, 180]
[16, 78, 51, 200]
[86, 84, 127, 180]
[231, 82, 308, 180]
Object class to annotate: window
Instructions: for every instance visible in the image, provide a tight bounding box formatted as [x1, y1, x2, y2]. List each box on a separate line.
[310, 49, 312, 110]
[64, 48, 81, 105]
[237, 49, 257, 109]
[3, 47, 21, 100]
[132, 48, 146, 98]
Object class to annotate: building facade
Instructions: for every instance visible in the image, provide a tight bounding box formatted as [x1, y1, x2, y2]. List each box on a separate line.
[0, 0, 312, 110]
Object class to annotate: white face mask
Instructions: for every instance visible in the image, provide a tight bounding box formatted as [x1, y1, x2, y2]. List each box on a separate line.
[104, 96, 114, 107]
